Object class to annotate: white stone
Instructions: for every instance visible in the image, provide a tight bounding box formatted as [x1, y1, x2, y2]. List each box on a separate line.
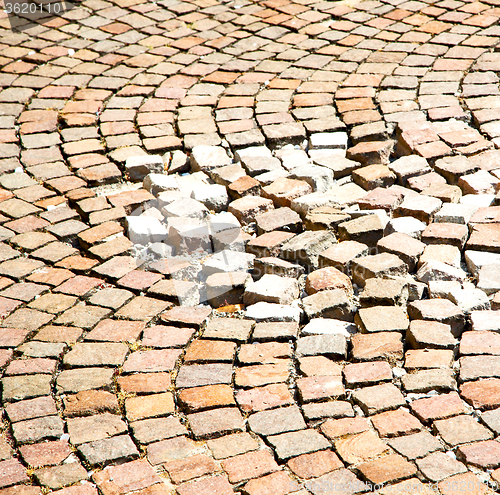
[176, 172, 212, 196]
[191, 184, 229, 213]
[140, 207, 163, 221]
[245, 301, 302, 322]
[448, 288, 490, 313]
[460, 194, 495, 207]
[428, 280, 462, 299]
[149, 242, 174, 258]
[471, 310, 500, 331]
[208, 212, 241, 234]
[309, 132, 348, 150]
[346, 209, 389, 229]
[234, 146, 272, 161]
[168, 150, 189, 174]
[388, 155, 431, 184]
[157, 191, 187, 209]
[385, 216, 427, 239]
[290, 164, 335, 193]
[465, 250, 500, 276]
[166, 218, 212, 257]
[202, 250, 255, 276]
[162, 198, 209, 220]
[301, 318, 356, 336]
[190, 145, 231, 172]
[126, 216, 168, 245]
[276, 149, 311, 171]
[477, 263, 500, 295]
[434, 203, 478, 224]
[290, 183, 366, 216]
[309, 151, 356, 178]
[417, 260, 467, 283]
[243, 274, 299, 305]
[125, 155, 164, 181]
[143, 174, 179, 196]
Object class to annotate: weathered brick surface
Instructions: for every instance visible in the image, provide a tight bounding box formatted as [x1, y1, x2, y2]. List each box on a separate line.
[3, 1, 500, 492]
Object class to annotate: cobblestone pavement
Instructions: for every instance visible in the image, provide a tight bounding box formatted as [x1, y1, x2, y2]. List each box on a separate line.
[5, 0, 500, 494]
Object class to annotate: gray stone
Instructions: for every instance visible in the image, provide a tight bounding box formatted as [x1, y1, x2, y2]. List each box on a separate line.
[191, 184, 229, 213]
[402, 369, 456, 393]
[281, 230, 336, 268]
[2, 374, 52, 401]
[162, 198, 209, 220]
[296, 334, 347, 359]
[78, 435, 139, 466]
[67, 413, 128, 445]
[477, 263, 500, 295]
[11, 416, 64, 444]
[245, 302, 301, 322]
[143, 173, 179, 196]
[131, 416, 188, 444]
[63, 343, 129, 367]
[56, 368, 115, 394]
[202, 250, 255, 275]
[267, 429, 331, 460]
[465, 250, 500, 277]
[248, 405, 306, 436]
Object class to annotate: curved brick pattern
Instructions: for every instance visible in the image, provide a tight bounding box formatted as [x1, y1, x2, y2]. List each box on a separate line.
[2, 0, 500, 494]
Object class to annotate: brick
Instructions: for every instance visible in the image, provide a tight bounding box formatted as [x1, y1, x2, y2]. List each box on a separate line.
[410, 392, 468, 422]
[178, 385, 235, 412]
[222, 450, 280, 483]
[358, 454, 417, 485]
[287, 450, 343, 479]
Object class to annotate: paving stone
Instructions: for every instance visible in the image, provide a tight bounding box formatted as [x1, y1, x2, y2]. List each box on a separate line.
[416, 452, 467, 482]
[267, 429, 331, 461]
[34, 463, 88, 490]
[353, 383, 406, 415]
[78, 435, 139, 466]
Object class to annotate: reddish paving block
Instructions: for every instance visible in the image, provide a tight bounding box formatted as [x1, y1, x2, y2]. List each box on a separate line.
[117, 373, 172, 395]
[125, 393, 175, 422]
[164, 454, 219, 484]
[92, 458, 163, 495]
[243, 471, 300, 495]
[357, 454, 417, 485]
[221, 450, 280, 483]
[334, 430, 390, 464]
[351, 332, 404, 361]
[184, 340, 236, 363]
[19, 440, 72, 468]
[371, 408, 423, 437]
[54, 275, 103, 296]
[176, 475, 233, 495]
[410, 392, 467, 422]
[321, 417, 370, 440]
[236, 383, 293, 413]
[122, 349, 182, 373]
[85, 319, 145, 342]
[0, 459, 29, 488]
[458, 440, 500, 469]
[287, 450, 343, 479]
[343, 361, 393, 387]
[178, 385, 235, 412]
[460, 379, 500, 410]
[63, 390, 120, 417]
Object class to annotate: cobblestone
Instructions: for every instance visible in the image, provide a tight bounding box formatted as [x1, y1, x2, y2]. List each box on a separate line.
[1, 0, 500, 492]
